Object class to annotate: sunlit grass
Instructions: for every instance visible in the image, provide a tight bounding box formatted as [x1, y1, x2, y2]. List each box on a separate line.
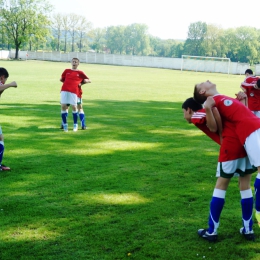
[0, 60, 259, 260]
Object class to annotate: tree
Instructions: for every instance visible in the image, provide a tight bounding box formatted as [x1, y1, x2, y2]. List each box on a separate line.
[106, 25, 126, 54]
[204, 24, 224, 57]
[52, 13, 63, 51]
[235, 27, 259, 64]
[68, 13, 80, 52]
[61, 15, 70, 53]
[88, 28, 106, 53]
[124, 23, 149, 55]
[0, 0, 52, 59]
[184, 21, 207, 56]
[77, 16, 92, 52]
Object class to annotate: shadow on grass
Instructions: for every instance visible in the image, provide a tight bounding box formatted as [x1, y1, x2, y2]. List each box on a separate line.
[1, 100, 255, 260]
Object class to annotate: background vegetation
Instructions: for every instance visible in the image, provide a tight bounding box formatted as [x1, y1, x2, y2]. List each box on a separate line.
[1, 0, 260, 63]
[0, 60, 260, 259]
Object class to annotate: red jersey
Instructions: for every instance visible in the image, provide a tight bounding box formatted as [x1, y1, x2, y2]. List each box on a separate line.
[191, 109, 221, 145]
[61, 69, 89, 95]
[213, 94, 260, 144]
[241, 76, 260, 111]
[78, 86, 83, 98]
[191, 108, 247, 161]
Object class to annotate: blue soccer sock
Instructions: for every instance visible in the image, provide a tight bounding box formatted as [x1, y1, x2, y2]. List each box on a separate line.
[208, 189, 225, 234]
[254, 173, 260, 212]
[72, 111, 78, 124]
[240, 189, 253, 232]
[79, 112, 86, 127]
[61, 111, 68, 124]
[0, 141, 4, 165]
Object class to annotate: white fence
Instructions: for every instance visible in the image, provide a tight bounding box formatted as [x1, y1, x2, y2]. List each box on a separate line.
[0, 50, 251, 75]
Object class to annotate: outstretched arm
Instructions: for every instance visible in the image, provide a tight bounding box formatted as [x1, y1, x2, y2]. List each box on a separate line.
[0, 81, 17, 97]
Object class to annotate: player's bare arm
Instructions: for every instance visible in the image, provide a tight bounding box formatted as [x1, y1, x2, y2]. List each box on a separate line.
[0, 81, 17, 91]
[236, 91, 248, 107]
[204, 97, 218, 132]
[212, 107, 223, 144]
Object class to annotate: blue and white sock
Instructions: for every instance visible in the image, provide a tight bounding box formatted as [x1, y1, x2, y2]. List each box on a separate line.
[254, 173, 260, 212]
[72, 111, 78, 124]
[79, 112, 85, 127]
[0, 141, 4, 166]
[241, 189, 253, 233]
[61, 110, 68, 124]
[208, 189, 226, 234]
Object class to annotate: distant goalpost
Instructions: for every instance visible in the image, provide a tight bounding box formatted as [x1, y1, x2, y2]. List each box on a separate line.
[181, 55, 231, 74]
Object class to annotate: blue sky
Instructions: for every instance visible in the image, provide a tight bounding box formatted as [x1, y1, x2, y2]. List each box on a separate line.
[51, 0, 260, 40]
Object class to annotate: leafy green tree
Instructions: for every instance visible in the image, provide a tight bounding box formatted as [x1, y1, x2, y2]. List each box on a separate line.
[124, 23, 149, 55]
[77, 16, 92, 52]
[0, 0, 52, 59]
[184, 21, 207, 56]
[52, 13, 63, 51]
[204, 24, 224, 57]
[89, 28, 106, 53]
[106, 25, 126, 54]
[235, 27, 259, 63]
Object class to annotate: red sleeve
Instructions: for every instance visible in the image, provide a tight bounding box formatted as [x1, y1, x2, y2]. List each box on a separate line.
[61, 69, 68, 82]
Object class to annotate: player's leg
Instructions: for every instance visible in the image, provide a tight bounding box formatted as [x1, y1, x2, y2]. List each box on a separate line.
[239, 174, 254, 240]
[244, 129, 260, 227]
[77, 101, 87, 130]
[71, 104, 78, 131]
[198, 176, 230, 241]
[0, 129, 9, 171]
[60, 91, 69, 132]
[60, 105, 69, 129]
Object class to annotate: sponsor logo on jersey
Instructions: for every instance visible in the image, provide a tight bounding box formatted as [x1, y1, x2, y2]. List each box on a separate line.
[224, 99, 233, 106]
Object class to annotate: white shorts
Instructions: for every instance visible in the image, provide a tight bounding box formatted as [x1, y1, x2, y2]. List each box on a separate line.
[244, 128, 260, 167]
[60, 91, 77, 106]
[252, 111, 260, 118]
[77, 97, 83, 105]
[216, 156, 256, 178]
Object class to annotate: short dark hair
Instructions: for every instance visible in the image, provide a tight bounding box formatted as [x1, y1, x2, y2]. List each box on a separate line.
[257, 79, 260, 88]
[182, 97, 203, 111]
[245, 69, 253, 75]
[0, 67, 9, 78]
[193, 84, 207, 104]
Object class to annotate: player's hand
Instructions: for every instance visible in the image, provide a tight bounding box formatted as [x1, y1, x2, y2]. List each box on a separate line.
[10, 81, 17, 88]
[235, 91, 246, 100]
[204, 96, 215, 109]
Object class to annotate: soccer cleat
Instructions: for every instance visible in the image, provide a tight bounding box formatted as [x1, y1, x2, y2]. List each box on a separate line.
[81, 126, 87, 130]
[0, 164, 10, 171]
[240, 227, 255, 241]
[60, 124, 64, 130]
[198, 229, 218, 242]
[63, 123, 68, 132]
[255, 212, 260, 228]
[73, 124, 78, 132]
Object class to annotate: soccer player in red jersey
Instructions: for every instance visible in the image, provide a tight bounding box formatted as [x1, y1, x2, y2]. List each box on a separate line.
[182, 97, 256, 242]
[60, 58, 91, 132]
[240, 69, 260, 117]
[194, 80, 260, 239]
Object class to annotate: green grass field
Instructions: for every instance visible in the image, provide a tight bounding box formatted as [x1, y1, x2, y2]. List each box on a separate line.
[1, 60, 259, 260]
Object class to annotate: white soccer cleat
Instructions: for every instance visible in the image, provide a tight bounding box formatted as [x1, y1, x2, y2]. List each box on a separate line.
[63, 123, 68, 132]
[73, 124, 78, 132]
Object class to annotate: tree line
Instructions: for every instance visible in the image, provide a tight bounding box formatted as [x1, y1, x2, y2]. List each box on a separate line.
[1, 0, 260, 64]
